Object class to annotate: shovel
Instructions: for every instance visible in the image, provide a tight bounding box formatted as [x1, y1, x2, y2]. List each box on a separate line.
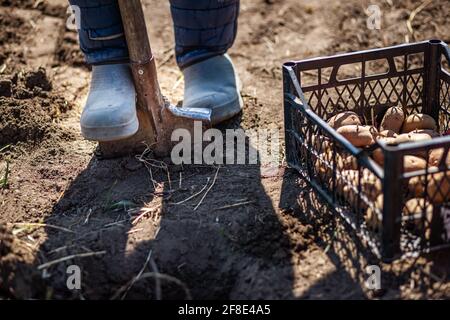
[98, 0, 211, 158]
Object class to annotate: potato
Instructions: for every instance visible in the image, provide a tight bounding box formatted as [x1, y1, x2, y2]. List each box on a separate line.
[312, 135, 331, 153]
[339, 169, 359, 182]
[372, 135, 397, 166]
[337, 125, 377, 147]
[380, 106, 405, 133]
[395, 132, 431, 145]
[407, 167, 440, 197]
[373, 145, 427, 169]
[337, 172, 371, 211]
[411, 129, 440, 138]
[336, 169, 381, 206]
[336, 170, 359, 186]
[428, 148, 450, 167]
[338, 154, 358, 171]
[404, 155, 427, 173]
[360, 169, 382, 200]
[315, 151, 358, 179]
[372, 136, 397, 167]
[375, 136, 397, 144]
[427, 171, 450, 204]
[394, 132, 432, 158]
[408, 176, 426, 198]
[404, 199, 433, 217]
[314, 151, 334, 179]
[378, 130, 397, 138]
[373, 148, 384, 166]
[336, 171, 360, 206]
[336, 170, 359, 194]
[314, 158, 329, 180]
[401, 113, 437, 133]
[334, 168, 382, 226]
[403, 198, 433, 239]
[343, 185, 369, 210]
[327, 111, 362, 129]
[366, 195, 383, 231]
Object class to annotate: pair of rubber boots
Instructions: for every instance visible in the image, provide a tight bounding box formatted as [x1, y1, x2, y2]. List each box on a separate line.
[81, 54, 243, 141]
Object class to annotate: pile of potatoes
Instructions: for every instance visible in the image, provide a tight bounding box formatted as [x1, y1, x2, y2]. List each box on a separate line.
[316, 107, 450, 233]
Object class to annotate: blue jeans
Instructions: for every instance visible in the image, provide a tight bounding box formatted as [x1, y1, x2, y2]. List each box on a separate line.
[68, 0, 240, 69]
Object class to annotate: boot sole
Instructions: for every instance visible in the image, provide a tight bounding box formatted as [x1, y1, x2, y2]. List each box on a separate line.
[211, 94, 244, 125]
[81, 115, 139, 142]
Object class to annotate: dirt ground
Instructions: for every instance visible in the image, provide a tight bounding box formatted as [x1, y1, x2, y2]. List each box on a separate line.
[1, 0, 449, 299]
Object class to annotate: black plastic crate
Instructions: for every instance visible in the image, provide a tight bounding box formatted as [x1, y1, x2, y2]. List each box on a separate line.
[283, 40, 450, 261]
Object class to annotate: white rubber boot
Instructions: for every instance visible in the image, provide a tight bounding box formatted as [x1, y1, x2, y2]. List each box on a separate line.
[182, 54, 243, 125]
[80, 63, 139, 142]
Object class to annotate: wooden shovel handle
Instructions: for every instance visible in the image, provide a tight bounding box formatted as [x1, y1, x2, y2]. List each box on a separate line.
[118, 0, 153, 63]
[118, 0, 165, 133]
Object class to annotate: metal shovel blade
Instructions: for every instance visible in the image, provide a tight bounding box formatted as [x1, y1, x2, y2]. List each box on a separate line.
[166, 104, 212, 123]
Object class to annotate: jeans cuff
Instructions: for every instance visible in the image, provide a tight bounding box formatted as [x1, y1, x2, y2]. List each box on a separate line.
[84, 48, 130, 65]
[177, 50, 228, 70]
[78, 25, 129, 65]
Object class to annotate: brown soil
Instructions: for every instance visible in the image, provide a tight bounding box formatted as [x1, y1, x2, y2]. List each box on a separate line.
[0, 225, 43, 299]
[55, 30, 89, 69]
[0, 67, 74, 153]
[0, 11, 30, 47]
[0, 0, 67, 18]
[329, 0, 450, 53]
[0, 0, 449, 300]
[0, 10, 30, 68]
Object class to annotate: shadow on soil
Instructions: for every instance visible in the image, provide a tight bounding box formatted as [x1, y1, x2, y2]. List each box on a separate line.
[34, 119, 303, 299]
